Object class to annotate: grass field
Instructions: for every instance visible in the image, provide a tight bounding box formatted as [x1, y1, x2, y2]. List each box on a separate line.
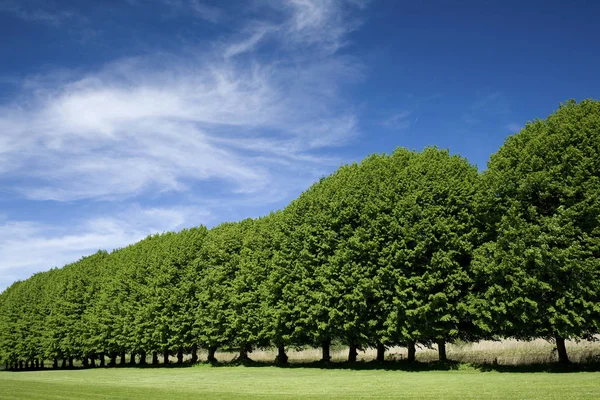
[2, 364, 600, 399]
[2, 340, 599, 399]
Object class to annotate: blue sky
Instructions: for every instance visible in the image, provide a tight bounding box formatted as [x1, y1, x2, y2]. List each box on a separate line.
[1, 0, 599, 291]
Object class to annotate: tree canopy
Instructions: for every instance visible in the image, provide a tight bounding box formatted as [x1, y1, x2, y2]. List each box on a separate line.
[471, 99, 600, 363]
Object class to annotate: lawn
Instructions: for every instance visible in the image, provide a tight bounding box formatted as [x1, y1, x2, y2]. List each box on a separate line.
[1, 364, 599, 399]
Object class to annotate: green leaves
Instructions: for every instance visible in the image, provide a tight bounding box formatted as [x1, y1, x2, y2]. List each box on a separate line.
[473, 99, 600, 345]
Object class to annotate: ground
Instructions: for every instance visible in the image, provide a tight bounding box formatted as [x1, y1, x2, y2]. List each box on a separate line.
[1, 364, 600, 399]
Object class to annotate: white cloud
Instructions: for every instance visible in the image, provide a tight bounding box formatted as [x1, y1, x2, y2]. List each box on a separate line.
[282, 0, 366, 54]
[188, 0, 222, 23]
[129, 0, 222, 23]
[382, 111, 413, 130]
[0, 0, 367, 290]
[462, 113, 480, 125]
[506, 123, 522, 132]
[0, 0, 77, 26]
[0, 205, 211, 292]
[0, 1, 364, 202]
[224, 24, 276, 58]
[461, 91, 511, 127]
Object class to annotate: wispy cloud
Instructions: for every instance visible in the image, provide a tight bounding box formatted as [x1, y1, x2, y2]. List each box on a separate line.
[462, 114, 480, 125]
[0, 205, 210, 291]
[222, 0, 367, 58]
[461, 91, 511, 126]
[380, 93, 441, 131]
[382, 111, 413, 130]
[0, 0, 77, 27]
[0, 0, 367, 290]
[0, 1, 363, 203]
[506, 123, 522, 132]
[151, 0, 223, 23]
[224, 24, 276, 58]
[188, 0, 222, 23]
[246, 0, 368, 56]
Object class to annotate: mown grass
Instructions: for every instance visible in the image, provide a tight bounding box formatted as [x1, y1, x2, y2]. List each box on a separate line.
[1, 363, 600, 399]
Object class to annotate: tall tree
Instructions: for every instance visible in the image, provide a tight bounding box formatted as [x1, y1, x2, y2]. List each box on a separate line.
[385, 147, 479, 361]
[276, 169, 355, 361]
[195, 221, 253, 360]
[471, 99, 600, 363]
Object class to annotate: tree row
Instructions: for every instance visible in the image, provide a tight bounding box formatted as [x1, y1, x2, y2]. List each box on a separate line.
[1, 99, 599, 369]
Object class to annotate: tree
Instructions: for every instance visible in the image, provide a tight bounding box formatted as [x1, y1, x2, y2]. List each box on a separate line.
[276, 168, 357, 361]
[0, 281, 26, 369]
[472, 99, 600, 363]
[385, 148, 479, 362]
[323, 154, 401, 362]
[195, 221, 253, 360]
[160, 227, 209, 364]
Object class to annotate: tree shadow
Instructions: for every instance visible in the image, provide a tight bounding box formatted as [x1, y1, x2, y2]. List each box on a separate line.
[5, 359, 600, 373]
[205, 358, 600, 373]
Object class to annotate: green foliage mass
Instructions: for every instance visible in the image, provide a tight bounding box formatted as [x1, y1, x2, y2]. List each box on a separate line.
[0, 99, 598, 367]
[471, 100, 600, 353]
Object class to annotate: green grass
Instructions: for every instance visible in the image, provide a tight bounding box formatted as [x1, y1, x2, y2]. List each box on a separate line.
[1, 364, 600, 399]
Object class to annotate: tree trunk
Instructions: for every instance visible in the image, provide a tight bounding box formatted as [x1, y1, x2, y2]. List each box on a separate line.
[109, 352, 117, 367]
[207, 346, 217, 363]
[139, 350, 147, 365]
[40, 359, 44, 369]
[190, 345, 198, 363]
[152, 351, 159, 365]
[129, 352, 136, 365]
[82, 357, 89, 368]
[53, 358, 58, 369]
[19, 361, 23, 370]
[348, 343, 358, 363]
[35, 359, 40, 369]
[61, 358, 67, 368]
[177, 348, 184, 364]
[238, 345, 250, 362]
[68, 357, 73, 368]
[163, 348, 169, 365]
[555, 335, 570, 364]
[276, 344, 288, 364]
[99, 353, 105, 367]
[321, 338, 331, 362]
[407, 341, 416, 363]
[25, 360, 29, 369]
[437, 339, 447, 362]
[120, 351, 126, 365]
[90, 355, 96, 368]
[376, 342, 385, 362]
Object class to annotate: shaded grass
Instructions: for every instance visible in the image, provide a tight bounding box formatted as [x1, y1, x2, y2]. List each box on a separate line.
[7, 358, 600, 373]
[2, 364, 600, 399]
[210, 359, 600, 373]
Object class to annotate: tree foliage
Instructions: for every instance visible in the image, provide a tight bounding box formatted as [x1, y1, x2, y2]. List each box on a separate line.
[471, 99, 600, 363]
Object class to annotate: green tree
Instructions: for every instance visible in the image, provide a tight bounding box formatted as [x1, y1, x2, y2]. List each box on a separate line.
[195, 221, 253, 360]
[384, 148, 479, 362]
[472, 99, 600, 363]
[276, 170, 353, 361]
